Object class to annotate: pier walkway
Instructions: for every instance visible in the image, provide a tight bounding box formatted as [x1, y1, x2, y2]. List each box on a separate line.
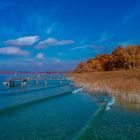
[2, 74, 71, 88]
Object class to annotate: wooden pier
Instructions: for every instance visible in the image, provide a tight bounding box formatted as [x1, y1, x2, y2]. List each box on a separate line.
[3, 76, 70, 88]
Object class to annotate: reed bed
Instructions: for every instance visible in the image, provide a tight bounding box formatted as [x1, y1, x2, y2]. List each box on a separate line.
[68, 70, 140, 104]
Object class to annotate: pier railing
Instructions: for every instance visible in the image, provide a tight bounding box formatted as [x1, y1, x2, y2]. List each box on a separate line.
[2, 75, 71, 88]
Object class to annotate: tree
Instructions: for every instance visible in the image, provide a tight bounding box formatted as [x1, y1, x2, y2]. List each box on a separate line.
[74, 62, 92, 73]
[127, 45, 138, 69]
[112, 46, 131, 70]
[74, 45, 140, 73]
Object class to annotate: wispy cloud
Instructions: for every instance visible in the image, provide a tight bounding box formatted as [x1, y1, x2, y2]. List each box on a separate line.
[80, 38, 88, 45]
[47, 4, 62, 20]
[47, 27, 53, 34]
[0, 47, 29, 56]
[116, 40, 138, 46]
[46, 23, 57, 34]
[122, 5, 140, 25]
[36, 38, 74, 49]
[69, 45, 89, 51]
[90, 45, 104, 50]
[122, 13, 140, 25]
[5, 36, 39, 47]
[36, 53, 45, 60]
[53, 59, 61, 64]
[98, 31, 114, 44]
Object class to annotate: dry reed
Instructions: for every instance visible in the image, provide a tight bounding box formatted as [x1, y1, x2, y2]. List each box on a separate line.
[68, 70, 140, 103]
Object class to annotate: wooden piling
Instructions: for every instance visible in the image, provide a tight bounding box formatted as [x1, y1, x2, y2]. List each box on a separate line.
[59, 79, 62, 85]
[36, 80, 39, 85]
[21, 79, 27, 87]
[9, 80, 15, 88]
[45, 80, 47, 85]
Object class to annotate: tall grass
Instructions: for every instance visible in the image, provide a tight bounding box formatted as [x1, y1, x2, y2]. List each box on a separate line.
[68, 70, 140, 103]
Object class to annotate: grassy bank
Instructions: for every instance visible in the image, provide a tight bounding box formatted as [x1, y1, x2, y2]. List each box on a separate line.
[68, 70, 140, 104]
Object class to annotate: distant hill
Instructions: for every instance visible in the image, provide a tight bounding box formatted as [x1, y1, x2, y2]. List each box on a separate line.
[74, 45, 140, 73]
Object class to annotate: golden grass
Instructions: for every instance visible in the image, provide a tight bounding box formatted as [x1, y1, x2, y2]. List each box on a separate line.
[68, 70, 140, 103]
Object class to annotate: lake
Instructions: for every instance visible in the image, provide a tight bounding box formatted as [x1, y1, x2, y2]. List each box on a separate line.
[0, 74, 140, 140]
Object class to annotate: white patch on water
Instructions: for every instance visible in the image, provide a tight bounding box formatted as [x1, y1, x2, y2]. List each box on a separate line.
[105, 96, 115, 111]
[70, 82, 74, 85]
[2, 81, 8, 86]
[72, 88, 83, 94]
[105, 105, 111, 111]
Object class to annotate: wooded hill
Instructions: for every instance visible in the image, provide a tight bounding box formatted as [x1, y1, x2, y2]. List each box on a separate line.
[75, 45, 140, 72]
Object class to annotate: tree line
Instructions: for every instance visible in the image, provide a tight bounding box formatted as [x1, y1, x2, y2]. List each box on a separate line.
[74, 45, 140, 72]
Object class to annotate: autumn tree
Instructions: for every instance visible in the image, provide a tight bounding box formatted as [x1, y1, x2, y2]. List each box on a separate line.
[74, 62, 92, 73]
[87, 58, 103, 71]
[127, 45, 139, 69]
[112, 46, 131, 70]
[74, 45, 140, 73]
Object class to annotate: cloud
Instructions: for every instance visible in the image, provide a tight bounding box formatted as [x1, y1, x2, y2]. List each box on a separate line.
[0, 47, 29, 56]
[47, 4, 62, 20]
[36, 38, 74, 49]
[47, 27, 53, 34]
[98, 31, 114, 44]
[53, 59, 61, 64]
[36, 53, 45, 60]
[122, 13, 140, 24]
[37, 62, 43, 67]
[56, 40, 74, 45]
[69, 45, 89, 51]
[116, 40, 137, 47]
[121, 5, 140, 25]
[5, 36, 39, 47]
[80, 37, 88, 45]
[46, 23, 57, 34]
[90, 45, 104, 50]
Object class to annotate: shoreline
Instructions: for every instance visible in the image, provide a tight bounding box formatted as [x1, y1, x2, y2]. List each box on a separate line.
[68, 70, 140, 104]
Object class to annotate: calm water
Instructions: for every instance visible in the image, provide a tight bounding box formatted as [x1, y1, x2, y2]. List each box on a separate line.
[0, 75, 140, 140]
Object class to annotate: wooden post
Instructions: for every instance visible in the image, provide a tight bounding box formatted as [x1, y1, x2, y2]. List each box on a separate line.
[13, 80, 15, 87]
[36, 80, 39, 85]
[21, 81, 23, 87]
[9, 80, 14, 88]
[7, 81, 10, 87]
[59, 79, 62, 85]
[9, 80, 12, 88]
[45, 80, 47, 85]
[21, 79, 27, 87]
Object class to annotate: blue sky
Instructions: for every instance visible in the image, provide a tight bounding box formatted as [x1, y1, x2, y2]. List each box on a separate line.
[0, 0, 140, 71]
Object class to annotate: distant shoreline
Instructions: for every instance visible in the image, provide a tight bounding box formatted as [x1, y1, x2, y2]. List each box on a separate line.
[68, 70, 140, 104]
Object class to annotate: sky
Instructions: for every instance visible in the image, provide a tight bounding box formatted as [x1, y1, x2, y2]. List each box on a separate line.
[0, 0, 140, 71]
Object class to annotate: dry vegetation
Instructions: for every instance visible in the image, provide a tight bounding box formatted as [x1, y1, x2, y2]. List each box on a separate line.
[68, 70, 140, 104]
[69, 45, 140, 103]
